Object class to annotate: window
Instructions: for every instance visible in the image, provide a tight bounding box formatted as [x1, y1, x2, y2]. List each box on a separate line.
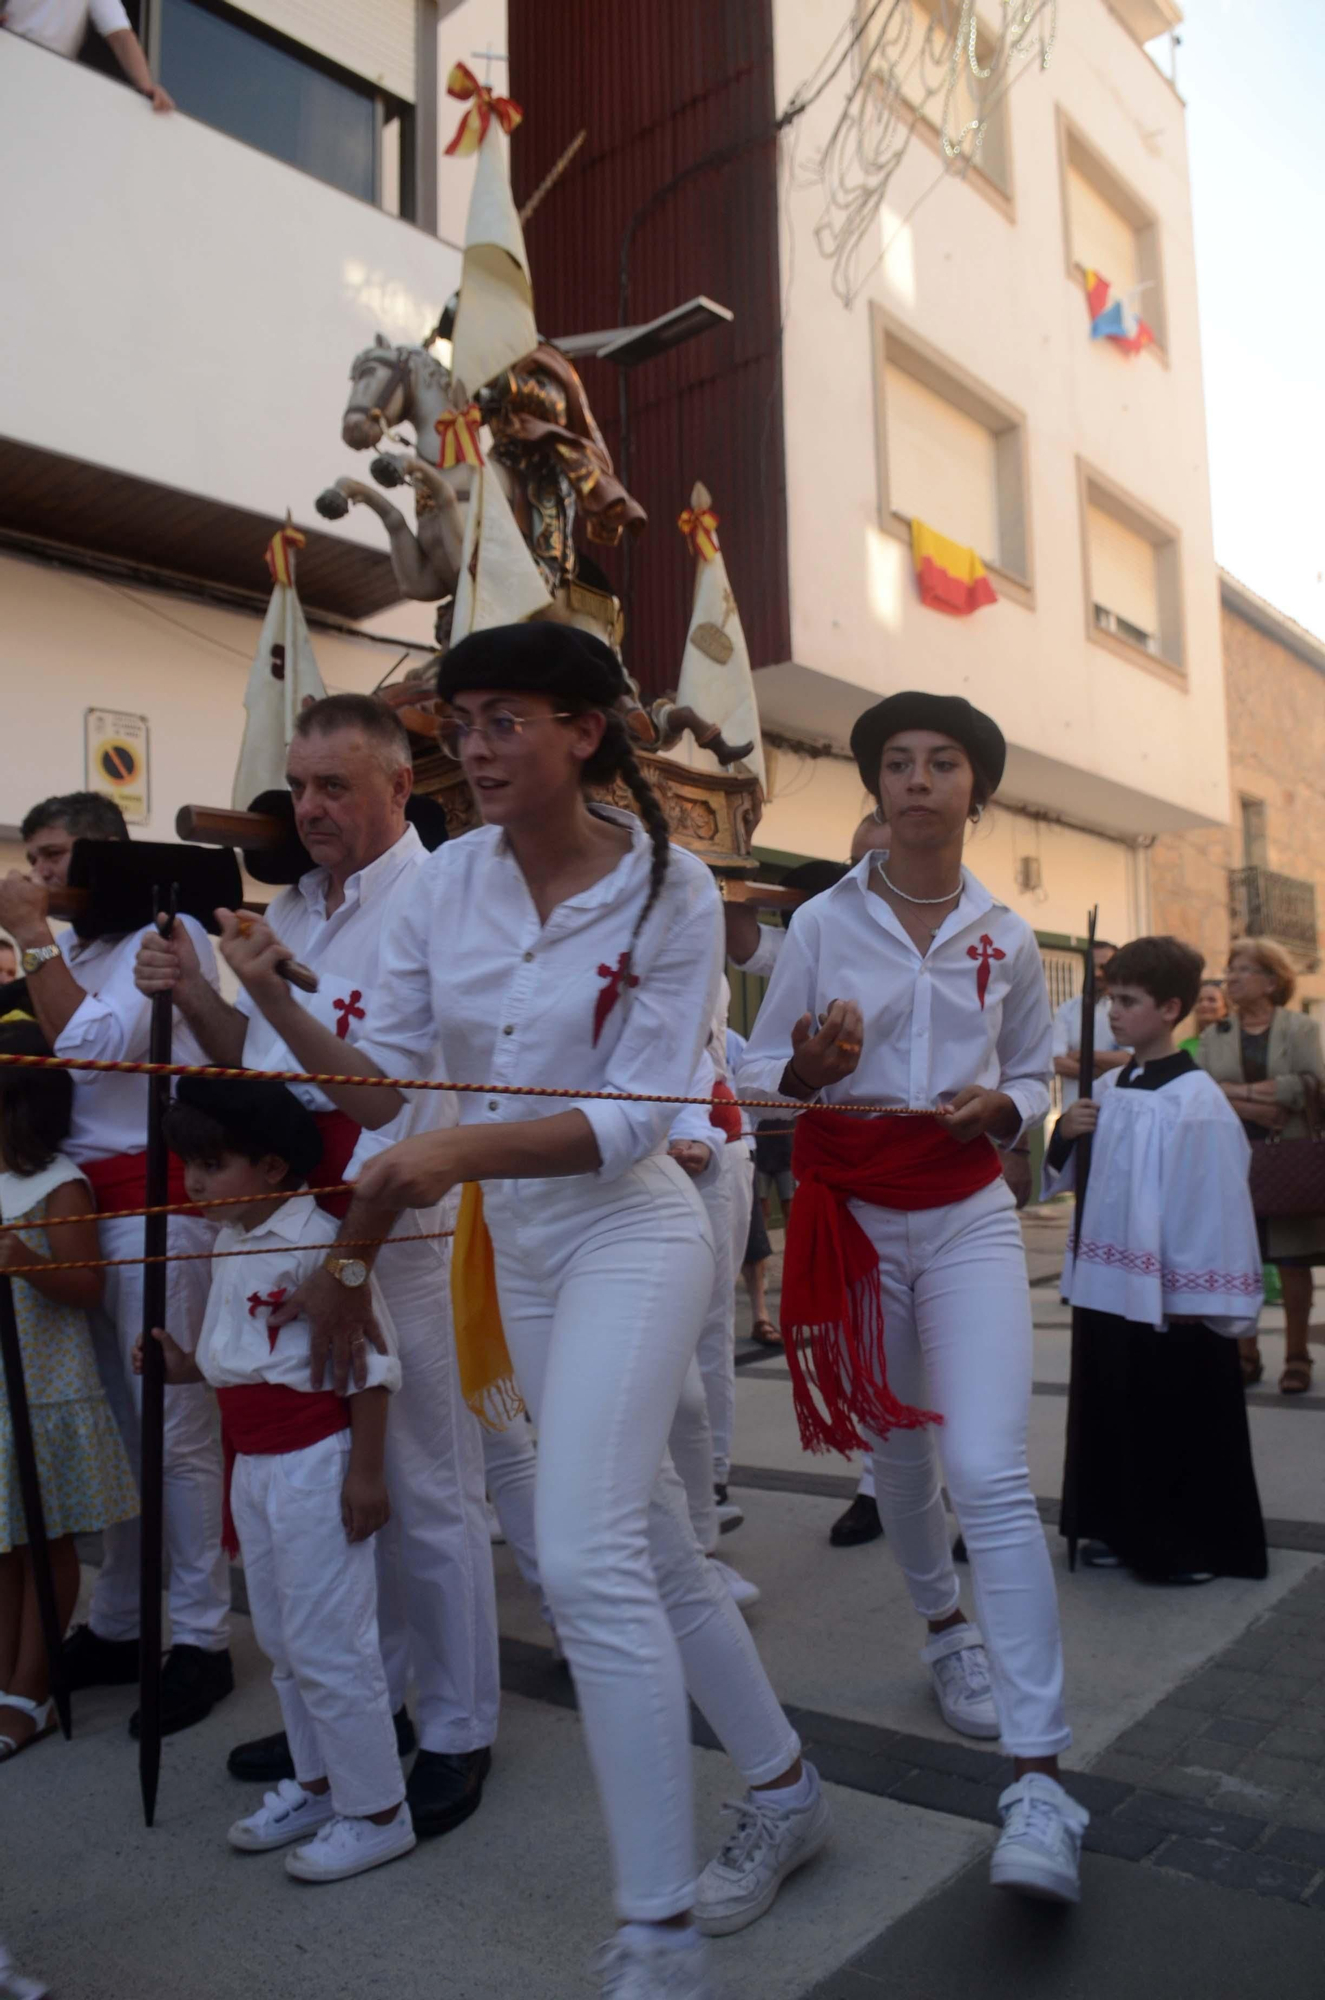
[1059, 114, 1166, 351]
[1241, 798, 1269, 872]
[873, 309, 1032, 596]
[156, 0, 413, 209]
[1079, 462, 1183, 677]
[862, 1, 1013, 209]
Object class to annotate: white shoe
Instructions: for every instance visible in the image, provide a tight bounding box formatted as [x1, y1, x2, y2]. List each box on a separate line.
[922, 1622, 1000, 1740]
[709, 1556, 761, 1610]
[694, 1765, 833, 1935]
[713, 1483, 744, 1533]
[0, 1941, 48, 2000]
[990, 1773, 1089, 1904]
[592, 1930, 713, 1999]
[284, 1803, 416, 1882]
[228, 1778, 336, 1852]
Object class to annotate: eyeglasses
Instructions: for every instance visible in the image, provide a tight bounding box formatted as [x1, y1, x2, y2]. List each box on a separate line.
[439, 710, 574, 757]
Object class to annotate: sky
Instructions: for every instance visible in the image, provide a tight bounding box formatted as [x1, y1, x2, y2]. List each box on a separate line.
[1153, 0, 1325, 640]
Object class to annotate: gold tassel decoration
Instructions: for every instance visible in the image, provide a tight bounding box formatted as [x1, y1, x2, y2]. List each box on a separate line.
[450, 1181, 523, 1428]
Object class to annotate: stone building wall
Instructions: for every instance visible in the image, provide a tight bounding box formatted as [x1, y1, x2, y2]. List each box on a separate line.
[1151, 590, 1325, 1012]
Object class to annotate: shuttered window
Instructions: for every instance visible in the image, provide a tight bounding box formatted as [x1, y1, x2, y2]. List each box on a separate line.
[1067, 164, 1138, 290]
[885, 362, 1000, 566]
[1087, 504, 1159, 649]
[231, 0, 415, 100]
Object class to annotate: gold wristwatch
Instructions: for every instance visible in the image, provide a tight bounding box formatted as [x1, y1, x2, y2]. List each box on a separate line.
[323, 1255, 368, 1289]
[20, 944, 61, 976]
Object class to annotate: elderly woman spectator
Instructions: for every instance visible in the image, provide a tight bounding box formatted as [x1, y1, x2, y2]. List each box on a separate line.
[1198, 938, 1325, 1394]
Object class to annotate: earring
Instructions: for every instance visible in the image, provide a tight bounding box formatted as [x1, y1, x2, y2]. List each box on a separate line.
[872, 803, 886, 825]
[970, 804, 983, 824]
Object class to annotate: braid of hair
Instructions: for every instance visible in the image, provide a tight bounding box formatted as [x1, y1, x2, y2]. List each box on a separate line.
[615, 738, 672, 952]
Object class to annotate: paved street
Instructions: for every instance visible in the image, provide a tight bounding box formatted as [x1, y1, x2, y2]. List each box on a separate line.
[3, 1201, 1323, 1998]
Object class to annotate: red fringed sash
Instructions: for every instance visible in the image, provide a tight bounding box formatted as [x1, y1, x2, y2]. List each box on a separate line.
[781, 1110, 1002, 1454]
[216, 1383, 350, 1556]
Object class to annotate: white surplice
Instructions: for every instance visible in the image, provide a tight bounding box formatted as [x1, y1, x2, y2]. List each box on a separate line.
[1044, 1064, 1262, 1337]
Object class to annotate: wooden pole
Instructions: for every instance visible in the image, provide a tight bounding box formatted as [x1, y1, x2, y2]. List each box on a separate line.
[137, 893, 175, 1826]
[1059, 907, 1098, 1573]
[0, 1274, 71, 1739]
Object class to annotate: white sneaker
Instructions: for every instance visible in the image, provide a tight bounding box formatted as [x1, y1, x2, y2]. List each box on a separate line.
[713, 1483, 744, 1533]
[694, 1765, 833, 1935]
[990, 1773, 1089, 1904]
[922, 1622, 1000, 1740]
[592, 1930, 713, 1999]
[709, 1556, 761, 1610]
[228, 1778, 335, 1852]
[284, 1803, 416, 1882]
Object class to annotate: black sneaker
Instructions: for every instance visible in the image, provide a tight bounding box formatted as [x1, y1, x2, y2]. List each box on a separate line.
[129, 1645, 234, 1739]
[714, 1484, 744, 1534]
[60, 1623, 140, 1690]
[829, 1494, 884, 1548]
[227, 1705, 416, 1782]
[405, 1745, 491, 1839]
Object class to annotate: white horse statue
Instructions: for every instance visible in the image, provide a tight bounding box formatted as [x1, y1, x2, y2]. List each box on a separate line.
[315, 334, 472, 602]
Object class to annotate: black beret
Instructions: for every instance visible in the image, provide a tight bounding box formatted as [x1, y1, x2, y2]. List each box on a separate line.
[173, 1077, 323, 1180]
[850, 692, 1006, 799]
[437, 621, 627, 708]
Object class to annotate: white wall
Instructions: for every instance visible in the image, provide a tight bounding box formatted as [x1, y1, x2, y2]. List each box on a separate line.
[769, 0, 1228, 838]
[1, 32, 462, 557]
[0, 553, 397, 845]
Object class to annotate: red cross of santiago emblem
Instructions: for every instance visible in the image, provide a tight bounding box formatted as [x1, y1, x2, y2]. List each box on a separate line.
[247, 1287, 288, 1352]
[333, 989, 365, 1040]
[967, 933, 1006, 1010]
[593, 952, 639, 1046]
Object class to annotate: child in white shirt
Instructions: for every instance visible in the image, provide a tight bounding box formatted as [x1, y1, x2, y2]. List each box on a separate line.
[137, 1077, 412, 1883]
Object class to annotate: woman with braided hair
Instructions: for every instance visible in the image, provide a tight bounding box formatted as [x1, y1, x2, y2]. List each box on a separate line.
[289, 623, 827, 1999]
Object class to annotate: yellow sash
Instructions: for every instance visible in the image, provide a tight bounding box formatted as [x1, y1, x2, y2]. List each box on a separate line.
[450, 1182, 523, 1427]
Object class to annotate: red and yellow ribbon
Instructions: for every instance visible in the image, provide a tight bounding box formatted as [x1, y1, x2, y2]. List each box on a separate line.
[265, 523, 305, 587]
[443, 61, 523, 157]
[435, 403, 485, 470]
[678, 504, 720, 561]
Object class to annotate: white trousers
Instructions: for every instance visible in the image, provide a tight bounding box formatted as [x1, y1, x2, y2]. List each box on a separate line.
[233, 1430, 403, 1819]
[857, 1177, 1070, 1758]
[89, 1210, 231, 1652]
[482, 1415, 549, 1620]
[669, 1359, 719, 1555]
[695, 1146, 754, 1486]
[372, 1237, 501, 1753]
[485, 1156, 801, 1921]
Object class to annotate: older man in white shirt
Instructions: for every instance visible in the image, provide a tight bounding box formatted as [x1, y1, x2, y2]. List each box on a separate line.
[134, 695, 500, 1841]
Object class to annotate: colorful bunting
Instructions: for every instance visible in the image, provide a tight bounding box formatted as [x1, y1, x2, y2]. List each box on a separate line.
[1083, 268, 1155, 357]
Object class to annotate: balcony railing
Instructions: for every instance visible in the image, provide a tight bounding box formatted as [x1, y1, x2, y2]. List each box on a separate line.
[1229, 867, 1319, 958]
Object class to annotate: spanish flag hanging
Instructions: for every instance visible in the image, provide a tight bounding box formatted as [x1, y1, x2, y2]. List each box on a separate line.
[910, 519, 998, 617]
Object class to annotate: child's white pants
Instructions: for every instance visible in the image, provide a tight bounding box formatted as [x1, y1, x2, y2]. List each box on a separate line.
[858, 1177, 1071, 1758]
[232, 1429, 403, 1820]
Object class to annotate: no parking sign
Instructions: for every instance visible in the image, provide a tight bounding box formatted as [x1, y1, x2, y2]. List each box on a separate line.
[84, 709, 150, 825]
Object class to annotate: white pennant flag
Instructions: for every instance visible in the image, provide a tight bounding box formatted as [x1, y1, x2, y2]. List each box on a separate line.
[231, 522, 327, 809]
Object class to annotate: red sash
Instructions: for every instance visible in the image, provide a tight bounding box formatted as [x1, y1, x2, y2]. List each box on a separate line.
[709, 1078, 744, 1145]
[781, 1111, 1002, 1455]
[83, 1150, 191, 1216]
[215, 1383, 350, 1555]
[308, 1110, 363, 1218]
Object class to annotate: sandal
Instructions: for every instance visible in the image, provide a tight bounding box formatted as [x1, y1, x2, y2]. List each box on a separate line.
[0, 1693, 55, 1762]
[1280, 1356, 1314, 1396]
[1241, 1351, 1265, 1388]
[750, 1319, 781, 1349]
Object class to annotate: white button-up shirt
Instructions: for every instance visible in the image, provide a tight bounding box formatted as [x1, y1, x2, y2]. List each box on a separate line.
[736, 859, 1052, 1139]
[53, 919, 220, 1165]
[361, 808, 723, 1185]
[236, 825, 457, 1172]
[1052, 994, 1127, 1110]
[198, 1196, 400, 1395]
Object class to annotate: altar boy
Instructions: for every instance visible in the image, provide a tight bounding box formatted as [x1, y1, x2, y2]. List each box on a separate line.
[1045, 936, 1267, 1585]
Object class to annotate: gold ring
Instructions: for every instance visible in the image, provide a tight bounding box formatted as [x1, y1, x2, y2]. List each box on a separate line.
[835, 1039, 861, 1056]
